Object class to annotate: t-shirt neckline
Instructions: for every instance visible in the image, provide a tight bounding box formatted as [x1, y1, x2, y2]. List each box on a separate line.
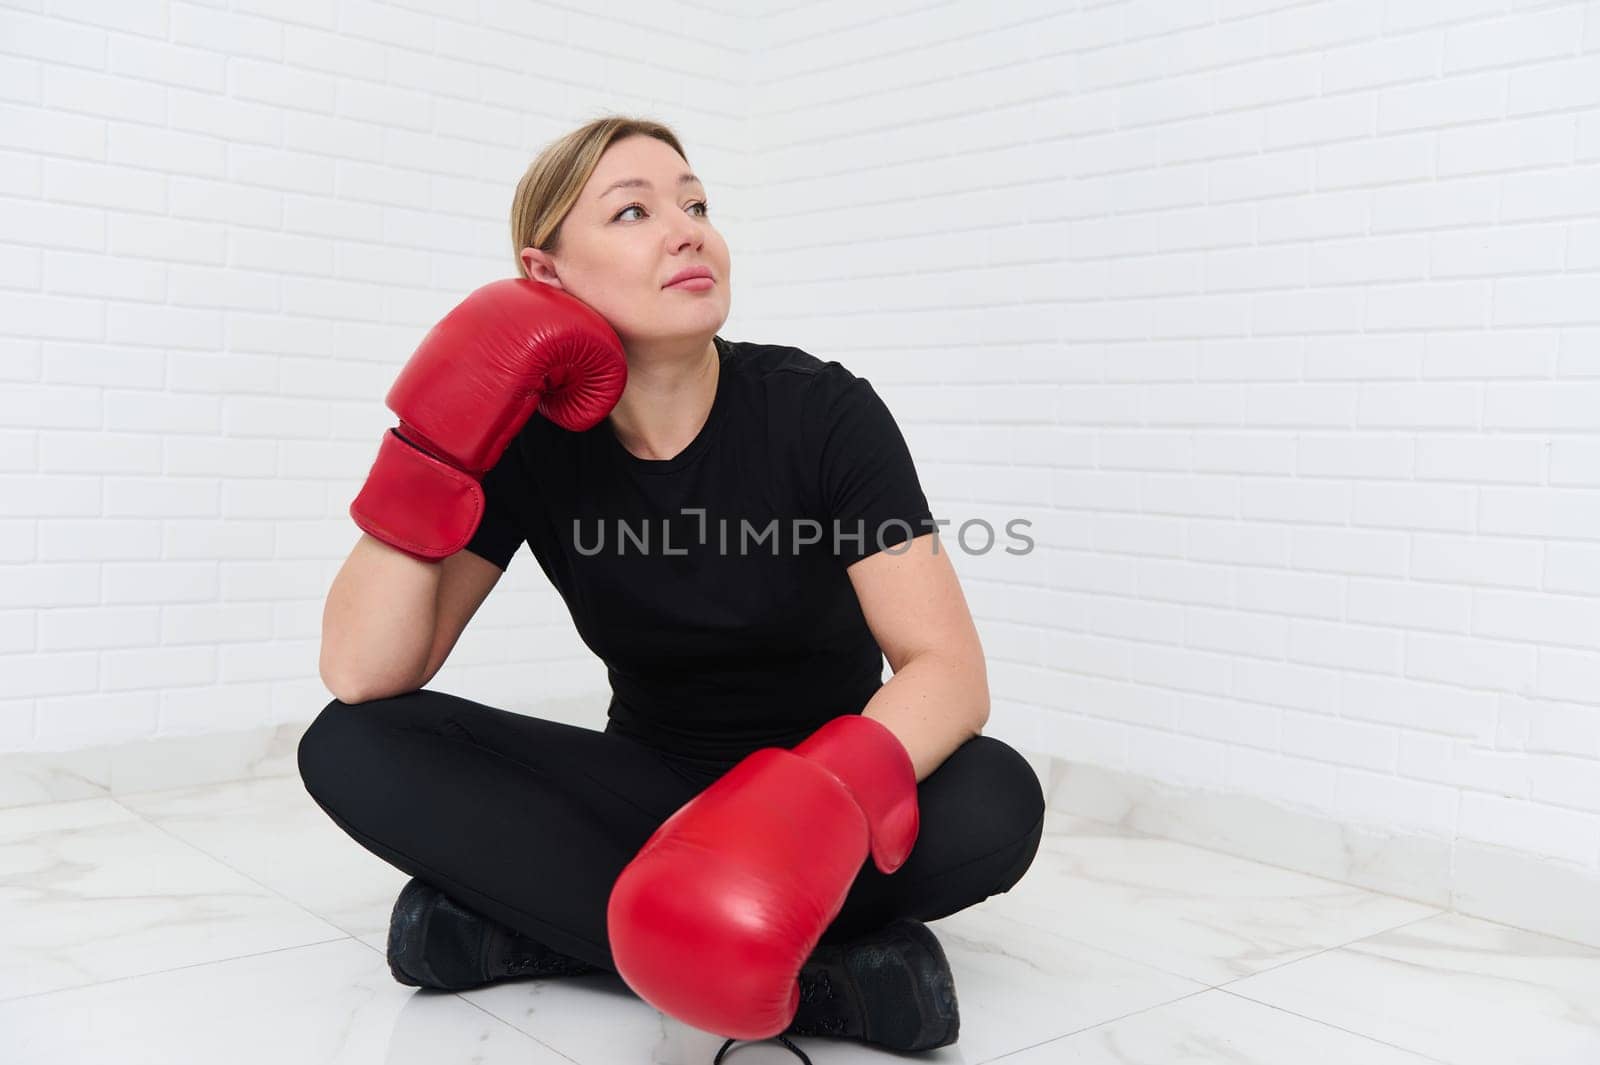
[605, 335, 731, 476]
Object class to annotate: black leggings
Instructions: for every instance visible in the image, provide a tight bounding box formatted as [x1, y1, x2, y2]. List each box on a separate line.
[296, 689, 1047, 974]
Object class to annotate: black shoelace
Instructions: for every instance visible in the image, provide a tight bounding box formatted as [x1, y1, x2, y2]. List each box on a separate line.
[712, 1034, 812, 1064]
[707, 964, 836, 1064]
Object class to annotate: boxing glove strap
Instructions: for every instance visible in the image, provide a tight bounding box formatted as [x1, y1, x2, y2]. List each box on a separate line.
[349, 428, 486, 562]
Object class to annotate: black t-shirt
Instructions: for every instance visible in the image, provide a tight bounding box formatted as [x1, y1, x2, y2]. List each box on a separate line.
[463, 335, 935, 762]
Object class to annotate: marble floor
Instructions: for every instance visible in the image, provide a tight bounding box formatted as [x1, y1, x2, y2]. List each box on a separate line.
[3, 773, 1599, 1065]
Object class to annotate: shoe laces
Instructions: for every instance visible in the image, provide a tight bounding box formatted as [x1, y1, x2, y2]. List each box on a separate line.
[707, 963, 838, 1064]
[712, 1034, 812, 1065]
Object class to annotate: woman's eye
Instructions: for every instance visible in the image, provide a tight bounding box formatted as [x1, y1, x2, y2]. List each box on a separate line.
[614, 201, 710, 222]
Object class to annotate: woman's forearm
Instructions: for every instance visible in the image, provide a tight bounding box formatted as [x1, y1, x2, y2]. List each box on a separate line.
[860, 651, 990, 783]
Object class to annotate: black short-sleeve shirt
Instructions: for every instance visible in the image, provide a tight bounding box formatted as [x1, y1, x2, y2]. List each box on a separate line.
[463, 335, 935, 762]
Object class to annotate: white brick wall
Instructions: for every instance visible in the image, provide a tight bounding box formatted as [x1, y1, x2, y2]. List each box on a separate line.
[0, 0, 756, 743]
[5, 0, 1600, 876]
[739, 0, 1600, 872]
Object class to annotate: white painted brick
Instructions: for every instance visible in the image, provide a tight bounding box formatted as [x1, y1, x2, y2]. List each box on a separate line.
[1473, 588, 1600, 651]
[1140, 474, 1235, 519]
[1289, 618, 1406, 674]
[0, 100, 102, 160]
[1408, 632, 1541, 693]
[1283, 707, 1399, 771]
[229, 144, 336, 195]
[1509, 54, 1600, 114]
[1323, 33, 1442, 94]
[108, 302, 223, 350]
[230, 229, 334, 276]
[2, 0, 1596, 879]
[1338, 767, 1459, 836]
[108, 123, 226, 179]
[108, 214, 228, 267]
[0, 149, 41, 198]
[1352, 482, 1476, 533]
[1410, 532, 1543, 590]
[1298, 432, 1414, 478]
[38, 605, 159, 649]
[226, 312, 335, 358]
[1186, 604, 1289, 658]
[169, 88, 283, 148]
[168, 176, 283, 228]
[7, 652, 100, 699]
[155, 274, 269, 322]
[1235, 566, 1344, 619]
[1481, 487, 1600, 539]
[0, 9, 106, 71]
[1458, 790, 1600, 865]
[1317, 130, 1434, 191]
[106, 35, 225, 92]
[1517, 694, 1600, 757]
[1357, 382, 1481, 428]
[1308, 236, 1426, 286]
[1127, 726, 1227, 789]
[282, 23, 382, 79]
[1169, 693, 1279, 750]
[165, 519, 276, 558]
[335, 79, 435, 135]
[334, 163, 431, 211]
[232, 0, 336, 31]
[1347, 577, 1474, 634]
[1528, 752, 1600, 813]
[1380, 71, 1506, 134]
[1045, 547, 1138, 595]
[1240, 477, 1352, 524]
[0, 198, 102, 253]
[1416, 436, 1542, 485]
[1292, 526, 1409, 576]
[1425, 330, 1559, 378]
[40, 66, 165, 125]
[1539, 647, 1600, 705]
[1264, 94, 1378, 151]
[0, 291, 102, 341]
[232, 55, 337, 112]
[171, 2, 285, 61]
[1373, 175, 1500, 232]
[0, 239, 37, 287]
[1545, 543, 1600, 596]
[0, 563, 98, 607]
[1502, 164, 1600, 221]
[42, 158, 164, 215]
[1253, 287, 1367, 334]
[1227, 746, 1340, 811]
[0, 608, 35, 651]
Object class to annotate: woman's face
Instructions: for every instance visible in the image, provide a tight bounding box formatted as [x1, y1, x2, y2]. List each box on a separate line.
[521, 135, 731, 352]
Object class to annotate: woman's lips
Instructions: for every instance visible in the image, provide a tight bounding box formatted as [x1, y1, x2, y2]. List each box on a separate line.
[666, 277, 715, 291]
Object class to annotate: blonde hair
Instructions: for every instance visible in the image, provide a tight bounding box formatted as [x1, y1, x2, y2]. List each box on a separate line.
[510, 115, 690, 278]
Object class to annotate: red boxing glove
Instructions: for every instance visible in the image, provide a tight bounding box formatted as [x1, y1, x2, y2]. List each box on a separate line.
[350, 279, 626, 561]
[606, 714, 919, 1041]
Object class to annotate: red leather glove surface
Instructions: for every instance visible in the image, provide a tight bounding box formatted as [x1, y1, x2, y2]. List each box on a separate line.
[606, 714, 919, 1040]
[350, 279, 626, 561]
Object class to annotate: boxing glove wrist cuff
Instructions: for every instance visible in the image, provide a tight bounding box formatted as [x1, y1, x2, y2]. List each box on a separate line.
[791, 714, 920, 874]
[349, 428, 486, 562]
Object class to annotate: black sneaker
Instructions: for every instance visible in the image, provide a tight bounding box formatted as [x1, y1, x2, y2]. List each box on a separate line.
[711, 918, 960, 1064]
[386, 878, 601, 991]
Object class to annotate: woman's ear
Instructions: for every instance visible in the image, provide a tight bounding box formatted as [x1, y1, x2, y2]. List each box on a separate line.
[519, 247, 542, 281]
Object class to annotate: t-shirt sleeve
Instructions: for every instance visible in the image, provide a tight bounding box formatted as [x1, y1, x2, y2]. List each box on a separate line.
[461, 447, 524, 572]
[807, 364, 935, 567]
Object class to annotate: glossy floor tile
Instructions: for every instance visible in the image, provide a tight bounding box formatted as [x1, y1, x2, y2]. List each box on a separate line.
[2, 774, 1597, 1064]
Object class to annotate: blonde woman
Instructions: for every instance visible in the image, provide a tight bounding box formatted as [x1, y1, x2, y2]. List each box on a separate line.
[303, 116, 1045, 1063]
